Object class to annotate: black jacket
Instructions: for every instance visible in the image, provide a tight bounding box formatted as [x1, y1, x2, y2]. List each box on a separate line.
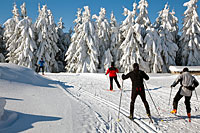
[122, 70, 149, 89]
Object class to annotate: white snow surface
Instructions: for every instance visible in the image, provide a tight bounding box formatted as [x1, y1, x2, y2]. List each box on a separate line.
[1, 63, 200, 132]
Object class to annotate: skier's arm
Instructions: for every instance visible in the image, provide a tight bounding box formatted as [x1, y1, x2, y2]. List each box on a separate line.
[122, 72, 131, 80]
[193, 77, 199, 88]
[105, 69, 110, 75]
[171, 75, 182, 87]
[116, 68, 119, 73]
[141, 71, 149, 80]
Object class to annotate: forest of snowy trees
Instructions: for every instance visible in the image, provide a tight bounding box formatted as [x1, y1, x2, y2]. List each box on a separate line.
[0, 0, 200, 73]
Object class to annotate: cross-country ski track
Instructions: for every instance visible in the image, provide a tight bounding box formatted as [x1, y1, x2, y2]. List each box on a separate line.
[46, 73, 200, 133]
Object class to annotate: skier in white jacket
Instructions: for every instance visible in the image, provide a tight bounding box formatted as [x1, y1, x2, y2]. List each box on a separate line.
[170, 67, 199, 122]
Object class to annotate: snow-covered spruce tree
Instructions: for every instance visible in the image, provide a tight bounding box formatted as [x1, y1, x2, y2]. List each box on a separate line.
[135, 0, 151, 37]
[35, 4, 59, 72]
[92, 8, 111, 72]
[110, 12, 121, 69]
[0, 25, 5, 62]
[15, 3, 37, 68]
[3, 3, 20, 63]
[178, 0, 200, 66]
[154, 4, 179, 72]
[5, 3, 37, 68]
[65, 6, 100, 73]
[119, 2, 149, 73]
[144, 27, 163, 73]
[56, 17, 71, 72]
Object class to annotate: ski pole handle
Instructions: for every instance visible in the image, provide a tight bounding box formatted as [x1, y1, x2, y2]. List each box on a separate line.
[169, 87, 173, 105]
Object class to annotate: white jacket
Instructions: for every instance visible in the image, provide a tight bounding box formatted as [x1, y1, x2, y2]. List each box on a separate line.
[173, 72, 199, 96]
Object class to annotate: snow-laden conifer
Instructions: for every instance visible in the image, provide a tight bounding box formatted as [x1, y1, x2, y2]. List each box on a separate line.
[65, 6, 100, 73]
[92, 8, 111, 72]
[35, 5, 59, 72]
[135, 0, 151, 37]
[5, 3, 37, 68]
[178, 0, 200, 66]
[144, 27, 163, 73]
[56, 17, 71, 72]
[3, 3, 20, 59]
[0, 25, 5, 62]
[119, 2, 149, 72]
[154, 4, 179, 72]
[20, 3, 27, 19]
[110, 12, 121, 68]
[104, 49, 113, 71]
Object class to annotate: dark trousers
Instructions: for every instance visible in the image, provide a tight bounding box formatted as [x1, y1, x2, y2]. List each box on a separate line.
[38, 66, 44, 74]
[173, 88, 191, 113]
[130, 88, 150, 116]
[109, 76, 121, 90]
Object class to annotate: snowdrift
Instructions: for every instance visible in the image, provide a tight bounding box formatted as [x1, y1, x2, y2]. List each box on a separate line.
[0, 63, 58, 130]
[0, 63, 57, 87]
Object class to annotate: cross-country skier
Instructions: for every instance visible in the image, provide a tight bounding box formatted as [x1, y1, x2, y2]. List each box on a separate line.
[105, 62, 121, 91]
[170, 67, 199, 122]
[38, 58, 45, 75]
[122, 63, 151, 119]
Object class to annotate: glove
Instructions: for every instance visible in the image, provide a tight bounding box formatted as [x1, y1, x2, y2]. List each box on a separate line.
[122, 74, 125, 80]
[105, 73, 107, 75]
[188, 86, 195, 91]
[171, 84, 175, 88]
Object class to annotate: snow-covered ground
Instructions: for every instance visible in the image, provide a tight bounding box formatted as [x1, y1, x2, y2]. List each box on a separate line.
[1, 63, 200, 133]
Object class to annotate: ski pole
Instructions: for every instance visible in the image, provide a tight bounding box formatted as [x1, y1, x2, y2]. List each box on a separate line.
[117, 80, 123, 122]
[105, 74, 110, 90]
[168, 86, 173, 105]
[195, 90, 198, 101]
[144, 81, 162, 119]
[117, 73, 122, 90]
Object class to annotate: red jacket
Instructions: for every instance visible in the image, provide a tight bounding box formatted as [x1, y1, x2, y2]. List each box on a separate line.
[106, 67, 119, 77]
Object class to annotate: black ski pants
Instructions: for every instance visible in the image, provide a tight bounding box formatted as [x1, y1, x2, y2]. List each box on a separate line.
[38, 66, 44, 74]
[109, 76, 121, 90]
[173, 87, 191, 113]
[130, 88, 150, 116]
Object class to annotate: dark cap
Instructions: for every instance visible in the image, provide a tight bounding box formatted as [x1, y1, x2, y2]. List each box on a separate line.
[133, 63, 139, 70]
[183, 67, 189, 72]
[111, 62, 115, 66]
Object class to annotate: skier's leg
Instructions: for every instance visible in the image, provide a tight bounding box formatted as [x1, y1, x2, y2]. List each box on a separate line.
[173, 88, 183, 111]
[38, 66, 41, 73]
[130, 90, 138, 117]
[139, 89, 150, 115]
[114, 76, 121, 89]
[42, 66, 44, 75]
[109, 77, 114, 90]
[185, 96, 192, 114]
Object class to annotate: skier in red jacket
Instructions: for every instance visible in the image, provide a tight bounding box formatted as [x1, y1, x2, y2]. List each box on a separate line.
[105, 62, 121, 91]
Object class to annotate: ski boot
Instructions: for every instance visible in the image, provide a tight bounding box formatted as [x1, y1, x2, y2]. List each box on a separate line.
[128, 115, 133, 119]
[170, 109, 177, 114]
[187, 113, 191, 122]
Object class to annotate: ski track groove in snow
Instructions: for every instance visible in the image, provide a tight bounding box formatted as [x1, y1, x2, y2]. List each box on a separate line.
[46, 73, 200, 133]
[56, 81, 159, 133]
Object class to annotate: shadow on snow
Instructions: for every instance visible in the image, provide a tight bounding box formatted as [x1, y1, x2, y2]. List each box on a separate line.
[0, 110, 62, 132]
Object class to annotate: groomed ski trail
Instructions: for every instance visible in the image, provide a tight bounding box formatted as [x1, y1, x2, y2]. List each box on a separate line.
[57, 82, 160, 133]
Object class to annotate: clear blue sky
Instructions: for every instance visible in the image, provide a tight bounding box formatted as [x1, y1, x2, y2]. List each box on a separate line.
[0, 0, 199, 32]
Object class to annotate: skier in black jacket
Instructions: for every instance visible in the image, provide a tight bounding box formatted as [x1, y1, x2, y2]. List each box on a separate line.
[122, 63, 151, 119]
